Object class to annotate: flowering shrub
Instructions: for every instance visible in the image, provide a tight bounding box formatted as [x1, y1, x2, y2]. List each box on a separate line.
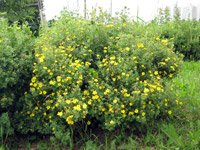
[17, 12, 183, 140]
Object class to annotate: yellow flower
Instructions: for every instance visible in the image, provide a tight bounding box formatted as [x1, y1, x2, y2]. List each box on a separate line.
[30, 113, 35, 117]
[128, 112, 134, 115]
[133, 90, 141, 94]
[156, 37, 160, 41]
[144, 88, 149, 93]
[113, 99, 118, 104]
[154, 71, 158, 75]
[121, 110, 125, 114]
[43, 66, 48, 70]
[92, 95, 99, 100]
[125, 47, 130, 51]
[46, 105, 50, 110]
[161, 39, 168, 45]
[133, 56, 137, 60]
[142, 112, 146, 117]
[109, 108, 114, 113]
[38, 56, 45, 63]
[83, 103, 87, 109]
[73, 105, 81, 111]
[65, 100, 71, 104]
[31, 77, 36, 83]
[38, 82, 43, 88]
[83, 90, 89, 95]
[57, 111, 63, 117]
[157, 87, 162, 91]
[56, 76, 62, 82]
[104, 89, 110, 95]
[92, 90, 98, 95]
[110, 120, 115, 125]
[66, 115, 74, 125]
[87, 121, 91, 125]
[124, 93, 130, 97]
[134, 109, 139, 113]
[122, 72, 126, 76]
[169, 74, 173, 78]
[88, 100, 92, 105]
[168, 110, 172, 115]
[72, 99, 78, 104]
[110, 56, 116, 60]
[94, 79, 98, 82]
[137, 43, 144, 48]
[112, 78, 116, 81]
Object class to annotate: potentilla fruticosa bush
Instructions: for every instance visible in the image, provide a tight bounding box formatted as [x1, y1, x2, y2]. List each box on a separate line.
[17, 12, 183, 137]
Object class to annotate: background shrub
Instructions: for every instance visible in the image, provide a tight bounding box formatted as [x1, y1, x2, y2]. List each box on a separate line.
[159, 20, 200, 60]
[0, 19, 34, 132]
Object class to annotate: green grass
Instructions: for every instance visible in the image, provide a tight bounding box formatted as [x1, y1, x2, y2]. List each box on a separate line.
[171, 61, 200, 111]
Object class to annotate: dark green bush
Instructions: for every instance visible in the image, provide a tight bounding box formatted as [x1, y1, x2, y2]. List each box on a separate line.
[160, 20, 200, 60]
[0, 19, 34, 120]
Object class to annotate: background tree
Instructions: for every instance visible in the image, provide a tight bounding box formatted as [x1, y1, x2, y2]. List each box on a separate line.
[0, 0, 44, 35]
[173, 4, 181, 21]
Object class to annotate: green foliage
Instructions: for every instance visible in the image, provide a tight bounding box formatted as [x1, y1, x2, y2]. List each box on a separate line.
[168, 61, 200, 113]
[16, 11, 183, 145]
[0, 19, 34, 141]
[161, 124, 184, 148]
[156, 5, 200, 60]
[0, 19, 34, 112]
[84, 140, 99, 150]
[160, 20, 200, 60]
[0, 0, 42, 35]
[0, 0, 36, 21]
[0, 113, 13, 145]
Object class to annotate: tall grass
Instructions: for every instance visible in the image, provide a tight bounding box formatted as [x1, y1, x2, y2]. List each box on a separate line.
[170, 61, 200, 112]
